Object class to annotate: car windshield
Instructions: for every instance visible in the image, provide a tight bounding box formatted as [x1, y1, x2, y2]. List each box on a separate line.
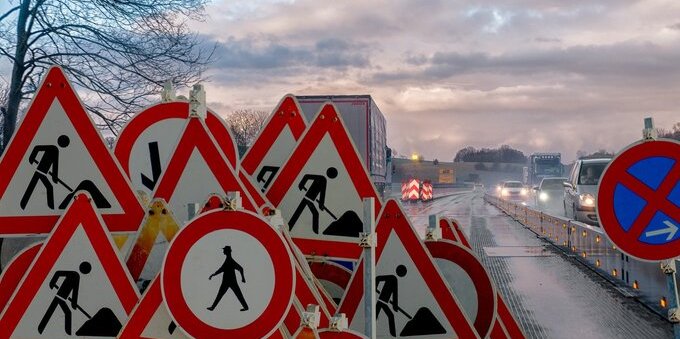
[578, 162, 608, 185]
[504, 182, 523, 188]
[541, 178, 566, 189]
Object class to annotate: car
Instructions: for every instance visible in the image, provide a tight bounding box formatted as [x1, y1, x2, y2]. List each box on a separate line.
[499, 180, 528, 201]
[563, 158, 612, 225]
[534, 177, 568, 212]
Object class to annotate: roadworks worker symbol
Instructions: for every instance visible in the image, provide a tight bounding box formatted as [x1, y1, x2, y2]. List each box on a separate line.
[338, 199, 479, 339]
[266, 103, 381, 260]
[0, 66, 143, 235]
[162, 210, 295, 338]
[0, 194, 139, 338]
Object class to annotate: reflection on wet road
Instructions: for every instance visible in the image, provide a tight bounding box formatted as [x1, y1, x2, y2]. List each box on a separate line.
[401, 192, 672, 339]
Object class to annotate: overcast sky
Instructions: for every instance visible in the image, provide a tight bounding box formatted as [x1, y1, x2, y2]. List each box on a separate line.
[2, 1, 679, 162]
[189, 0, 680, 162]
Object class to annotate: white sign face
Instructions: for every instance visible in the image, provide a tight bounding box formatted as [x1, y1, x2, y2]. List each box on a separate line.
[127, 118, 186, 196]
[433, 258, 478, 322]
[166, 149, 226, 223]
[179, 229, 274, 328]
[141, 305, 188, 339]
[350, 231, 454, 339]
[248, 125, 297, 193]
[10, 227, 130, 338]
[1, 100, 121, 216]
[279, 134, 364, 240]
[162, 210, 294, 338]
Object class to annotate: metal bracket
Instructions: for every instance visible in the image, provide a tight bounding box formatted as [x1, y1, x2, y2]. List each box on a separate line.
[426, 214, 442, 241]
[224, 192, 242, 211]
[669, 307, 680, 323]
[359, 232, 376, 248]
[189, 84, 207, 118]
[328, 314, 349, 332]
[161, 80, 176, 102]
[662, 260, 676, 275]
[301, 305, 321, 329]
[642, 117, 657, 140]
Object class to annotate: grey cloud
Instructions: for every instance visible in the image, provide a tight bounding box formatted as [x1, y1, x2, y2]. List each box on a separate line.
[668, 23, 680, 31]
[212, 36, 370, 71]
[372, 41, 680, 85]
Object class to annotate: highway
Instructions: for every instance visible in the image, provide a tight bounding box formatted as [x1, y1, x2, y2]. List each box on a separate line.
[404, 191, 673, 339]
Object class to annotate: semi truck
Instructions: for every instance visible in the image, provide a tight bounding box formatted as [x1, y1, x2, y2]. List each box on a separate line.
[296, 95, 388, 195]
[524, 152, 563, 187]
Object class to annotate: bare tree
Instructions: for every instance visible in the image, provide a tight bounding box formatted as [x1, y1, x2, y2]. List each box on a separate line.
[0, 0, 215, 152]
[0, 76, 8, 150]
[225, 109, 269, 151]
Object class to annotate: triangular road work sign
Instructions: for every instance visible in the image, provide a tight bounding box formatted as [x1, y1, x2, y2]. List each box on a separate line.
[266, 103, 381, 260]
[0, 194, 140, 338]
[0, 66, 143, 235]
[338, 199, 479, 339]
[125, 199, 181, 283]
[114, 101, 239, 197]
[119, 276, 188, 339]
[151, 117, 257, 222]
[241, 94, 307, 194]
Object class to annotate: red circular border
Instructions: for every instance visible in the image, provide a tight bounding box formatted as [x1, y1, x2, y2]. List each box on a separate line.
[113, 102, 237, 176]
[598, 139, 680, 261]
[425, 240, 497, 338]
[162, 210, 294, 338]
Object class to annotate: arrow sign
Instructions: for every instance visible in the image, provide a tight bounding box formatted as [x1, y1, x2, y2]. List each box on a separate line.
[140, 142, 162, 191]
[645, 220, 679, 241]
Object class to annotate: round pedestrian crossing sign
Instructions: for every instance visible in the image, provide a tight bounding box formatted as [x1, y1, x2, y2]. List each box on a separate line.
[161, 209, 295, 338]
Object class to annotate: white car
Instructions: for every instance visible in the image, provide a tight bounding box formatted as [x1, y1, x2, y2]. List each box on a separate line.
[498, 181, 528, 201]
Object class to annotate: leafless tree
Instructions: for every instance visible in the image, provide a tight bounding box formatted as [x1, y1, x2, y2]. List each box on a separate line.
[0, 77, 8, 150]
[225, 109, 269, 150]
[0, 0, 215, 152]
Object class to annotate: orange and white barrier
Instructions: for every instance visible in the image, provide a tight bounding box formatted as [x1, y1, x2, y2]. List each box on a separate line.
[403, 178, 420, 202]
[421, 181, 433, 201]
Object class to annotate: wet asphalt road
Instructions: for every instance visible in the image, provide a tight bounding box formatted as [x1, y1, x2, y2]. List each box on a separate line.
[403, 191, 673, 339]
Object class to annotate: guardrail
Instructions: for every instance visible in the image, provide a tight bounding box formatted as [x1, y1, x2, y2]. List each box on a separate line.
[485, 194, 669, 316]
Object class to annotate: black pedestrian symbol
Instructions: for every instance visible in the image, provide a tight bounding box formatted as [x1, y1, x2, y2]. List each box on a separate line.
[376, 265, 446, 337]
[207, 246, 249, 312]
[21, 135, 112, 210]
[256, 165, 279, 192]
[38, 261, 123, 337]
[141, 141, 162, 191]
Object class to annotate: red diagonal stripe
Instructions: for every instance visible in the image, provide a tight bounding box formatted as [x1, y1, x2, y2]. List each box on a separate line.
[617, 163, 680, 238]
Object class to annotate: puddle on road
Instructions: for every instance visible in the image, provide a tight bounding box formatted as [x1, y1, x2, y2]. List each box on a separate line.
[484, 246, 555, 257]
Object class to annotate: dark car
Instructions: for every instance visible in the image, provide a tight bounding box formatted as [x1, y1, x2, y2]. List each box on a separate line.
[534, 177, 568, 212]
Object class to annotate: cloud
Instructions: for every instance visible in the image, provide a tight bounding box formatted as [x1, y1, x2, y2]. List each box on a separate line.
[185, 0, 680, 162]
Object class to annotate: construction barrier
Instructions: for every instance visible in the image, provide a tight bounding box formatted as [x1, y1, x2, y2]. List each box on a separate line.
[421, 180, 433, 201]
[401, 178, 420, 202]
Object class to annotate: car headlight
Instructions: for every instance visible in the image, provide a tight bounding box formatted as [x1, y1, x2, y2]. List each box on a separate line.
[520, 188, 528, 196]
[539, 192, 548, 201]
[580, 193, 595, 207]
[501, 188, 508, 196]
[496, 185, 502, 192]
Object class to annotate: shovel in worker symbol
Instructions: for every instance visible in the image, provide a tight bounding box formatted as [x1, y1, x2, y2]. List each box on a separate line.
[288, 167, 363, 237]
[37, 261, 123, 337]
[20, 135, 111, 210]
[376, 265, 446, 337]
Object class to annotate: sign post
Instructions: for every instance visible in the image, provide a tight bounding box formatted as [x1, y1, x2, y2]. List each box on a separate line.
[599, 117, 680, 337]
[361, 198, 376, 339]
